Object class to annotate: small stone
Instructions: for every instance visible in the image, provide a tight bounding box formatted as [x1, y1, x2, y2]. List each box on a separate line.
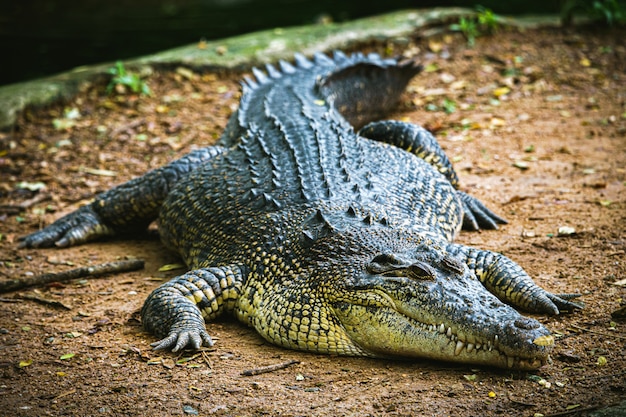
[557, 226, 576, 236]
[182, 405, 199, 415]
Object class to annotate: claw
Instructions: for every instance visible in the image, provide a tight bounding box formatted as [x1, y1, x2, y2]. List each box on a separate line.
[151, 328, 213, 352]
[458, 191, 507, 231]
[548, 293, 584, 312]
[18, 205, 115, 249]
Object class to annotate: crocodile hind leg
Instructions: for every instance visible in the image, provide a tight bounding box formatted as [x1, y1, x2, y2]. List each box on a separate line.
[359, 120, 506, 230]
[19, 146, 226, 248]
[141, 264, 245, 352]
[446, 242, 583, 315]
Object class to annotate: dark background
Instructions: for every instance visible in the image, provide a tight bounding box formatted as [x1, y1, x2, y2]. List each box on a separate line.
[0, 0, 565, 86]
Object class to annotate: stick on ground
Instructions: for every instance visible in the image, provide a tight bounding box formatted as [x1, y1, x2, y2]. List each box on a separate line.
[241, 359, 300, 376]
[0, 259, 145, 293]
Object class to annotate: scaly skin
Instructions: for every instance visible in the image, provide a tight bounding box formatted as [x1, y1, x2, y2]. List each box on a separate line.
[20, 51, 582, 369]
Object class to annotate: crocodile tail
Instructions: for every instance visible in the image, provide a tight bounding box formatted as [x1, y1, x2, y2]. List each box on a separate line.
[317, 54, 423, 129]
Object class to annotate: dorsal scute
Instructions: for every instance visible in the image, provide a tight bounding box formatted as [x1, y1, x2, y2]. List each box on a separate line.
[251, 67, 270, 84]
[265, 63, 282, 79]
[333, 50, 349, 63]
[278, 60, 297, 74]
[294, 52, 314, 69]
[313, 52, 334, 66]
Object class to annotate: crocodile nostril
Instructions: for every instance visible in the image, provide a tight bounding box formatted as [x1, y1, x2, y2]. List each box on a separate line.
[514, 317, 541, 330]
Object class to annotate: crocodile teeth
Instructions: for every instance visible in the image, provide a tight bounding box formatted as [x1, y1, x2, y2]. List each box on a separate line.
[446, 327, 452, 338]
[507, 356, 515, 369]
[494, 334, 499, 347]
[466, 343, 475, 353]
[476, 343, 482, 351]
[454, 341, 465, 356]
[439, 323, 446, 334]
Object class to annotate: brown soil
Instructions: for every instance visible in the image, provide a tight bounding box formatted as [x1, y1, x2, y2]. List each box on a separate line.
[1, 25, 625, 417]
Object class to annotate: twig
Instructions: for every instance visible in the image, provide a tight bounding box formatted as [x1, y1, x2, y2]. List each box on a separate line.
[0, 193, 51, 214]
[0, 259, 145, 293]
[241, 359, 300, 376]
[201, 351, 213, 369]
[52, 389, 77, 400]
[569, 323, 626, 341]
[20, 293, 72, 309]
[577, 371, 626, 380]
[543, 404, 600, 417]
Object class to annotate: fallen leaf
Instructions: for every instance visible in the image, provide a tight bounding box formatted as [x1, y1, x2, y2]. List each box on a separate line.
[450, 80, 467, 90]
[513, 161, 529, 170]
[493, 87, 510, 97]
[80, 167, 117, 177]
[532, 335, 554, 347]
[546, 95, 563, 102]
[158, 263, 186, 272]
[489, 117, 506, 128]
[557, 226, 576, 236]
[428, 40, 443, 53]
[175, 67, 195, 81]
[15, 181, 47, 192]
[19, 359, 33, 368]
[440, 73, 456, 84]
[424, 63, 439, 73]
[60, 353, 75, 360]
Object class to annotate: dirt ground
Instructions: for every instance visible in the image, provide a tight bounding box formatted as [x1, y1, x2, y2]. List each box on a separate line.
[1, 24, 625, 417]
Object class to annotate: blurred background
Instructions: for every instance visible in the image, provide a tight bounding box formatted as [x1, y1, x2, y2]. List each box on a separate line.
[0, 1, 570, 86]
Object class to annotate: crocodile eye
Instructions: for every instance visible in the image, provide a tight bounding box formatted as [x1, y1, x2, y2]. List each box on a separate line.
[371, 254, 402, 265]
[408, 260, 436, 280]
[367, 253, 408, 275]
[440, 255, 466, 275]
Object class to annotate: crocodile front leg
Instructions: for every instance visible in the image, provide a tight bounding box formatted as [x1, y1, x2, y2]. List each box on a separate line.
[19, 146, 225, 248]
[446, 243, 583, 315]
[141, 265, 245, 352]
[359, 120, 507, 230]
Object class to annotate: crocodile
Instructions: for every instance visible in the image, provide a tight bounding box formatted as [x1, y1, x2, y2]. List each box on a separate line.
[19, 51, 582, 370]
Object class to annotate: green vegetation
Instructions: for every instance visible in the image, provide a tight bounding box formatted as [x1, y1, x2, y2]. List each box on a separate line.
[450, 6, 500, 47]
[476, 6, 500, 32]
[561, 0, 626, 25]
[107, 61, 151, 95]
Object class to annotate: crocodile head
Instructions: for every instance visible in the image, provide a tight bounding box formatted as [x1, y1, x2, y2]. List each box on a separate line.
[307, 226, 554, 370]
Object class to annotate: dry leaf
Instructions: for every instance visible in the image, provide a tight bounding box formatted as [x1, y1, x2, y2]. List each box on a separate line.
[158, 263, 186, 272]
[532, 335, 554, 346]
[80, 167, 117, 177]
[493, 87, 511, 97]
[19, 359, 33, 368]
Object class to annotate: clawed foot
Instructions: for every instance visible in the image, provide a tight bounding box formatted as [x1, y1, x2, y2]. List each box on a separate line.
[521, 289, 583, 316]
[457, 191, 508, 231]
[151, 323, 214, 352]
[18, 205, 115, 248]
[547, 293, 584, 313]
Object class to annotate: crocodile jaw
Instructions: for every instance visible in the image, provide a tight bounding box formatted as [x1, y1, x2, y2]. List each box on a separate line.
[334, 303, 552, 370]
[331, 277, 554, 370]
